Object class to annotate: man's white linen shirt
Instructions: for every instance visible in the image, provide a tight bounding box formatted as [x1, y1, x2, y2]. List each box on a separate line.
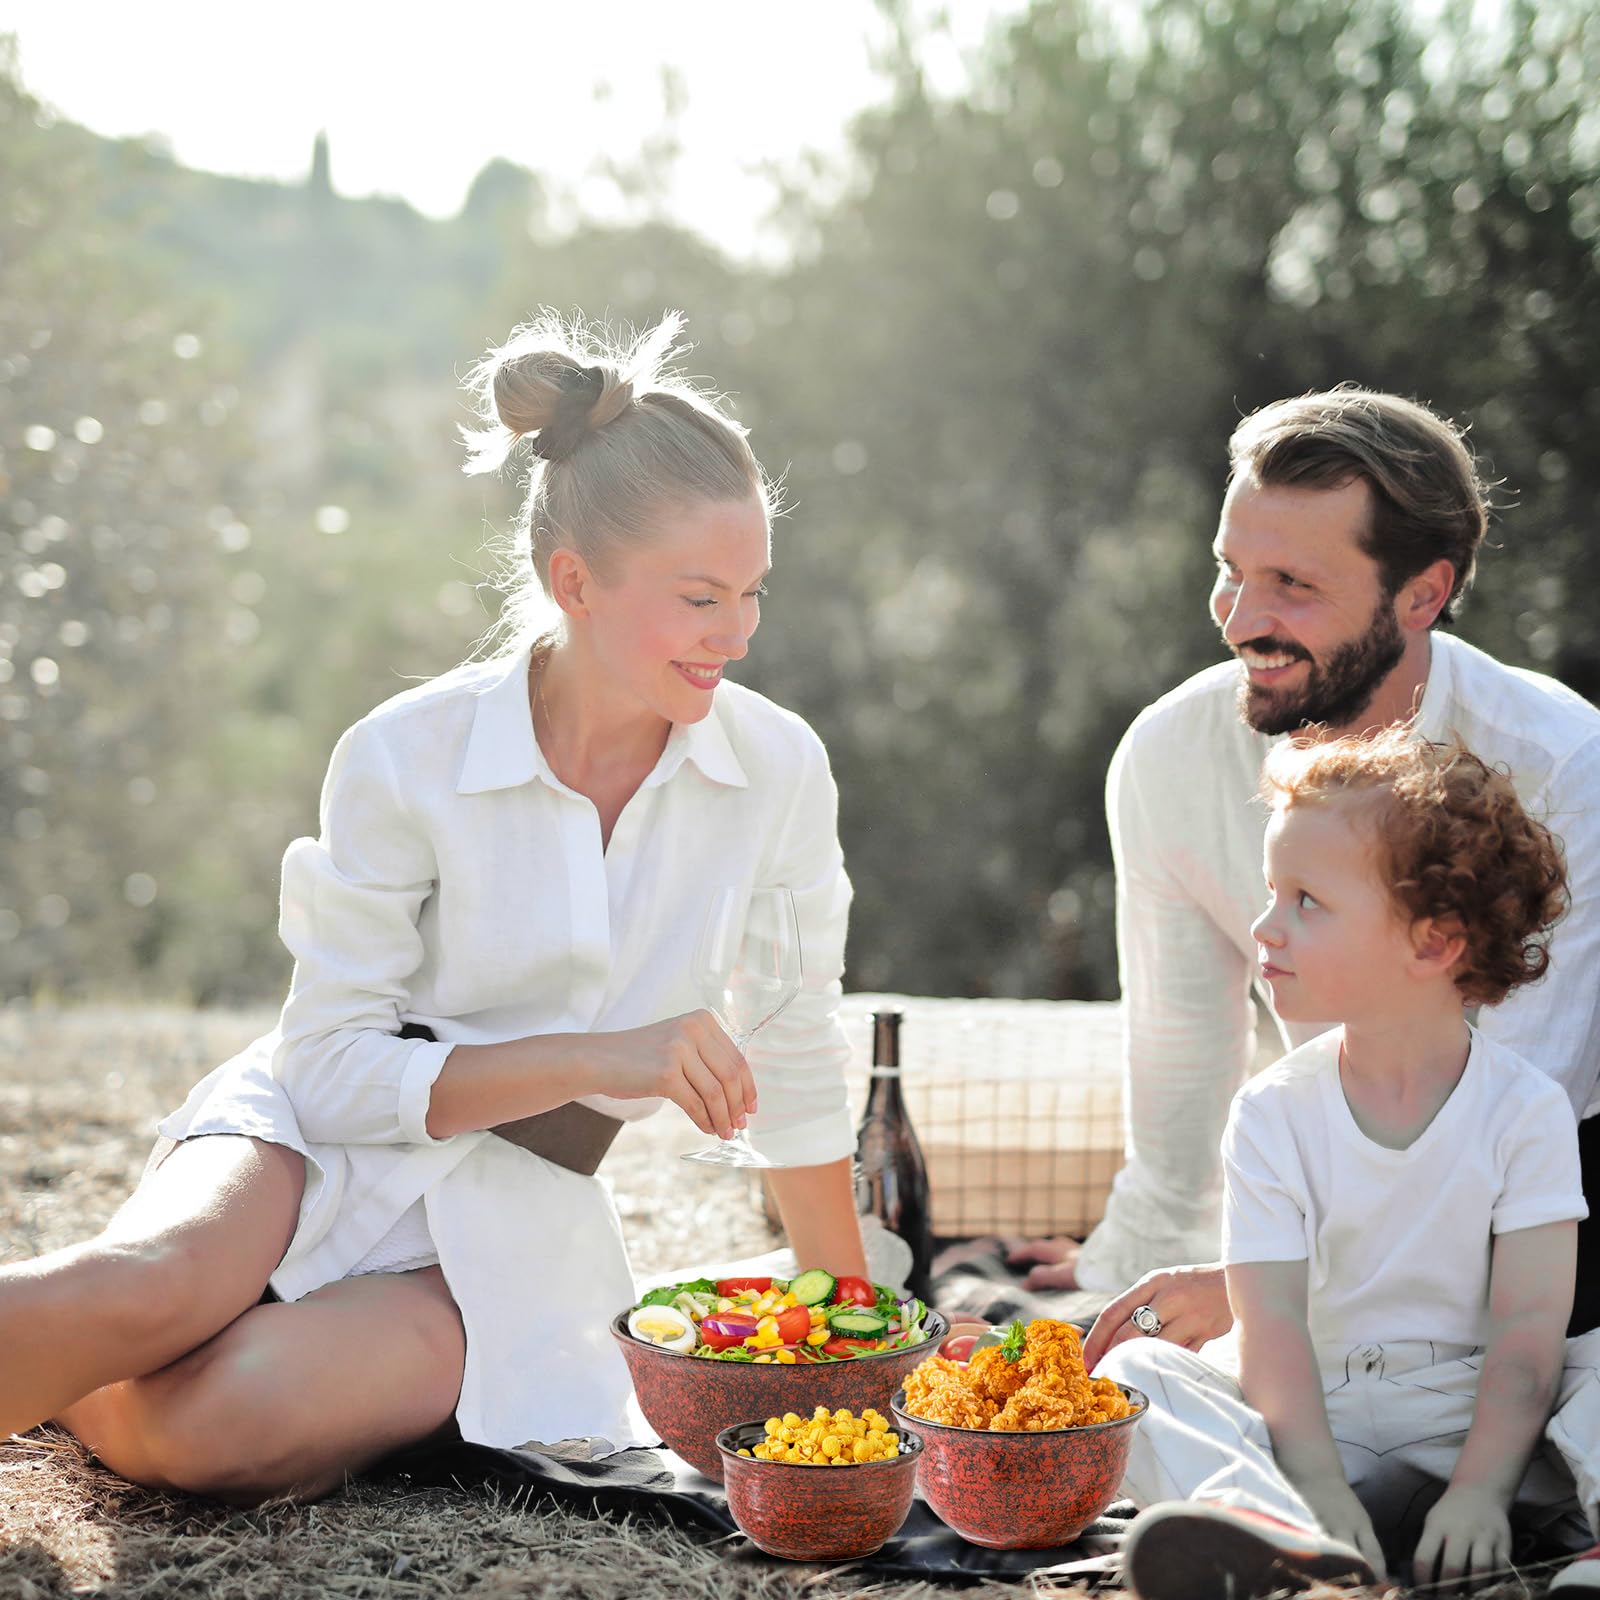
[158, 646, 856, 1446]
[1076, 631, 1600, 1294]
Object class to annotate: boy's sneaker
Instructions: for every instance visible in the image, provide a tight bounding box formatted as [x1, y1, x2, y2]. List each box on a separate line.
[1551, 1544, 1600, 1592]
[1123, 1501, 1378, 1600]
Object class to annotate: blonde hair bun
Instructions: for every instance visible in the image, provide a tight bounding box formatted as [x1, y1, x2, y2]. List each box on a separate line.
[459, 310, 772, 656]
[462, 312, 677, 475]
[491, 351, 635, 463]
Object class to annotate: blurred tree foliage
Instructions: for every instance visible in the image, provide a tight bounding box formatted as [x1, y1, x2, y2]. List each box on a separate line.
[1, 0, 1596, 1005]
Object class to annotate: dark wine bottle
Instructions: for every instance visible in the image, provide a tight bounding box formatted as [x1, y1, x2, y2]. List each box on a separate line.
[854, 1010, 934, 1302]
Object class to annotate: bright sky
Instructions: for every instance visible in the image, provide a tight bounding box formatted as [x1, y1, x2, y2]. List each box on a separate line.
[2, 0, 1023, 261]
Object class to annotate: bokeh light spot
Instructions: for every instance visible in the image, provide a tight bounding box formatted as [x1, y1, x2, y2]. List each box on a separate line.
[832, 440, 868, 475]
[124, 873, 159, 907]
[37, 894, 70, 928]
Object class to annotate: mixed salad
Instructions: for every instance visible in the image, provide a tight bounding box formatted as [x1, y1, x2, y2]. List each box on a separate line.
[625, 1269, 933, 1363]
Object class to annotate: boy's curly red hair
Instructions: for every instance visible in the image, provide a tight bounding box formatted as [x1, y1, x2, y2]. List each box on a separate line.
[1260, 727, 1568, 1007]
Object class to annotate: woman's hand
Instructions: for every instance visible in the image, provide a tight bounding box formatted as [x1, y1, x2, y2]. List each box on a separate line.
[590, 1011, 758, 1140]
[1082, 1262, 1234, 1370]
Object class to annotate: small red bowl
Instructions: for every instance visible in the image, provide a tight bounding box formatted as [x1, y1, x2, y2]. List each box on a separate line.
[612, 1307, 948, 1482]
[716, 1420, 922, 1561]
[892, 1383, 1146, 1549]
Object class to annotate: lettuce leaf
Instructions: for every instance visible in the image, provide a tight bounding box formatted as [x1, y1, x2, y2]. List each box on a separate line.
[637, 1277, 717, 1309]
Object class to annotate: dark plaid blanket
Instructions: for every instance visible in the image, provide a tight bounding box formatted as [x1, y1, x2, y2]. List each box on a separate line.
[927, 1236, 1115, 1333]
[387, 1437, 1132, 1583]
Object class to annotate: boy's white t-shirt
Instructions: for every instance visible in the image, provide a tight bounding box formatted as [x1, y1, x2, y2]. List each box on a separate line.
[1222, 1025, 1586, 1358]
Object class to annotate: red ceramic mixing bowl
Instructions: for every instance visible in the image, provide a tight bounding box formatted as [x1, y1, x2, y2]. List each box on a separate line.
[892, 1383, 1147, 1549]
[715, 1419, 921, 1560]
[611, 1307, 948, 1482]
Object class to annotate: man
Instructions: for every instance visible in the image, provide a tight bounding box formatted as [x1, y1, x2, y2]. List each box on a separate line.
[1011, 386, 1600, 1363]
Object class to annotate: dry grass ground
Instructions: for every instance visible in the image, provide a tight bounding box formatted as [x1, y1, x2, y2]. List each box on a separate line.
[1, 1008, 1091, 1599]
[0, 1009, 1572, 1600]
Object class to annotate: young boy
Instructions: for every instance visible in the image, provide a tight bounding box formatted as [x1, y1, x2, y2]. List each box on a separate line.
[1099, 729, 1600, 1599]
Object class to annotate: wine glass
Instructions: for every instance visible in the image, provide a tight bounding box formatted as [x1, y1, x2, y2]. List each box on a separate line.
[682, 886, 802, 1169]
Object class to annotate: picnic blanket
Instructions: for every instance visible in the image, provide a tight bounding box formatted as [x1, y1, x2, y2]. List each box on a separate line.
[385, 1437, 1132, 1582]
[383, 1239, 1130, 1582]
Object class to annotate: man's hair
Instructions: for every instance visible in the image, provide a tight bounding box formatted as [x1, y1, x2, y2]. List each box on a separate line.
[1228, 386, 1491, 623]
[1259, 728, 1568, 1008]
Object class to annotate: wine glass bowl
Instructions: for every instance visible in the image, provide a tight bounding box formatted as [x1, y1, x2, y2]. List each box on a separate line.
[683, 886, 802, 1169]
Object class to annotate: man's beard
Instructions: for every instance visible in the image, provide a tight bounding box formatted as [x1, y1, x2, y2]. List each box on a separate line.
[1234, 600, 1406, 736]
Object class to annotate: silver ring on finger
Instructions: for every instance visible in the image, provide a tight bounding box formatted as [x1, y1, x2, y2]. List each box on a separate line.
[1130, 1304, 1163, 1337]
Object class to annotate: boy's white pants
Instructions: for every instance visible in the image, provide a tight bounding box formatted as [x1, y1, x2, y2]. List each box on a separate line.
[1099, 1330, 1600, 1550]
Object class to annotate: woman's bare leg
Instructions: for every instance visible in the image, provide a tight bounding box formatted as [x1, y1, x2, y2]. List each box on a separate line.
[64, 1265, 466, 1505]
[0, 1134, 302, 1436]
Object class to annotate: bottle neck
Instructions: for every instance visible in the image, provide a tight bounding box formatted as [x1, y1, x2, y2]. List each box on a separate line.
[863, 1065, 905, 1115]
[866, 1011, 904, 1113]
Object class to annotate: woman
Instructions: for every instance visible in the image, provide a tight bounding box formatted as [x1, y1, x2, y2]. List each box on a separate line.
[0, 313, 869, 1503]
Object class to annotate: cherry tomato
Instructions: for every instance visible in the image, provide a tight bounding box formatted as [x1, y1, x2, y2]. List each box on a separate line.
[941, 1334, 979, 1364]
[774, 1305, 812, 1345]
[699, 1312, 760, 1351]
[714, 1277, 773, 1297]
[822, 1336, 879, 1357]
[832, 1275, 876, 1308]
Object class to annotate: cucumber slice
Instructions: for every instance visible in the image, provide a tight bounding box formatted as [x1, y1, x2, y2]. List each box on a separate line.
[787, 1268, 837, 1307]
[827, 1306, 891, 1336]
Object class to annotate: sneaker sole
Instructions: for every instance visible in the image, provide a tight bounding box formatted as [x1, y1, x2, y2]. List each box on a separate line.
[1125, 1504, 1376, 1600]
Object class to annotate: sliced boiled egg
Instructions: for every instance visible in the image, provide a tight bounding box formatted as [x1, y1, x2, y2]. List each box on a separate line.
[627, 1304, 697, 1352]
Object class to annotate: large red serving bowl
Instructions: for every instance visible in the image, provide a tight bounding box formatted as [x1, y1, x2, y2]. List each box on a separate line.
[611, 1307, 949, 1482]
[715, 1420, 922, 1561]
[891, 1383, 1147, 1549]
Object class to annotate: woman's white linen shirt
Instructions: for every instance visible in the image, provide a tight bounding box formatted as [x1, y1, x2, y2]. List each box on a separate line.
[158, 646, 856, 1446]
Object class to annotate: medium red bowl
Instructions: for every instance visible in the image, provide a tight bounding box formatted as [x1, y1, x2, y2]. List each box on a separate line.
[891, 1383, 1146, 1549]
[611, 1307, 948, 1482]
[715, 1420, 922, 1561]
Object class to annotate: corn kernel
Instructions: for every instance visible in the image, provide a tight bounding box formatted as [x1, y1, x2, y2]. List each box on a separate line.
[754, 1354, 772, 1364]
[775, 1349, 796, 1364]
[805, 1328, 829, 1346]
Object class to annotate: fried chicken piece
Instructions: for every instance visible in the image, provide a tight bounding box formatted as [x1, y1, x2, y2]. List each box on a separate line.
[964, 1342, 1031, 1406]
[902, 1318, 1134, 1432]
[901, 1355, 998, 1429]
